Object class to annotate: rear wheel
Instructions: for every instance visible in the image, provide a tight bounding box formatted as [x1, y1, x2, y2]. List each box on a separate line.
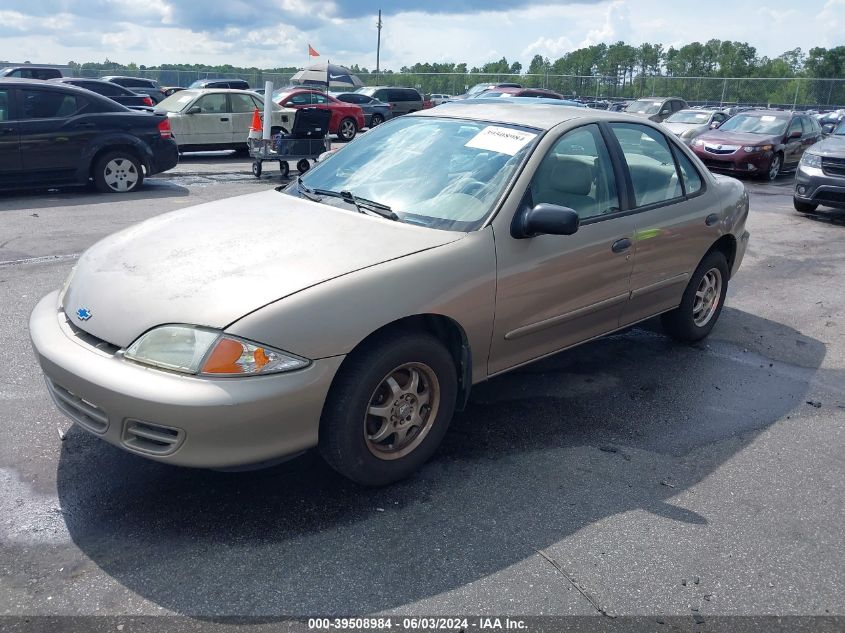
[93, 151, 143, 193]
[279, 161, 290, 179]
[661, 251, 729, 342]
[319, 332, 457, 486]
[793, 199, 818, 214]
[296, 159, 310, 173]
[370, 114, 385, 127]
[338, 117, 358, 142]
[252, 161, 262, 178]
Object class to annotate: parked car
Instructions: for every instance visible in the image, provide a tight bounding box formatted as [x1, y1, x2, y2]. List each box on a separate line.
[155, 89, 294, 152]
[163, 87, 186, 97]
[452, 82, 522, 100]
[189, 78, 251, 91]
[0, 66, 63, 80]
[0, 78, 177, 193]
[691, 110, 823, 181]
[607, 101, 630, 112]
[476, 87, 567, 100]
[818, 110, 845, 136]
[101, 76, 167, 103]
[793, 120, 845, 213]
[625, 97, 689, 122]
[662, 109, 730, 145]
[273, 88, 365, 141]
[333, 92, 391, 128]
[50, 78, 155, 110]
[496, 97, 586, 107]
[29, 102, 749, 486]
[428, 93, 452, 105]
[354, 86, 424, 116]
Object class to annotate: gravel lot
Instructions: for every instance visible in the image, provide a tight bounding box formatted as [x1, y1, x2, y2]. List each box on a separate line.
[1, 153, 843, 626]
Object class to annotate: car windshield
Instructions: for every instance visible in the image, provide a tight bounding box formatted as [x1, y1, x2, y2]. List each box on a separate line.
[667, 111, 711, 124]
[155, 91, 200, 112]
[466, 84, 493, 96]
[626, 100, 661, 114]
[294, 116, 539, 231]
[718, 113, 788, 135]
[834, 122, 845, 135]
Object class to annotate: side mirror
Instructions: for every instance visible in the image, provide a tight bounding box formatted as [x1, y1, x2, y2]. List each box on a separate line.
[660, 109, 670, 115]
[822, 123, 835, 135]
[186, 106, 201, 114]
[710, 121, 721, 129]
[788, 130, 802, 139]
[512, 203, 580, 239]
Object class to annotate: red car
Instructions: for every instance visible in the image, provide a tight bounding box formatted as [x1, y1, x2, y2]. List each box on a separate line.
[272, 89, 365, 142]
[477, 87, 567, 99]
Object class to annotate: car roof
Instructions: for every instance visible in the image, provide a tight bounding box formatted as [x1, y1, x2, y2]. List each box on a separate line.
[740, 109, 792, 118]
[1, 77, 95, 91]
[413, 99, 637, 129]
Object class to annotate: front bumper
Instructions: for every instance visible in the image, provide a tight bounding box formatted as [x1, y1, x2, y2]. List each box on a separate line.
[692, 146, 773, 175]
[794, 163, 845, 209]
[30, 291, 344, 468]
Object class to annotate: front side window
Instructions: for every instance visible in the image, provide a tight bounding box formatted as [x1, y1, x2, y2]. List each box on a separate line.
[288, 93, 312, 106]
[296, 116, 538, 231]
[21, 90, 84, 119]
[194, 93, 228, 113]
[530, 124, 619, 221]
[311, 93, 329, 104]
[610, 123, 683, 207]
[787, 118, 803, 136]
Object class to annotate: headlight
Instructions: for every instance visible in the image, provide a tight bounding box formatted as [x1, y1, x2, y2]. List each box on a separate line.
[801, 152, 822, 168]
[124, 325, 309, 376]
[58, 266, 76, 309]
[743, 144, 773, 153]
[692, 138, 705, 147]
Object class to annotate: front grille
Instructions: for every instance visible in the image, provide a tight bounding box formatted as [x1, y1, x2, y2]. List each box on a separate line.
[46, 379, 109, 433]
[821, 157, 845, 178]
[704, 144, 738, 155]
[122, 419, 184, 455]
[704, 159, 736, 171]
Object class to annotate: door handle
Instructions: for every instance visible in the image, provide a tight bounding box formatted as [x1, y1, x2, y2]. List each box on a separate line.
[611, 238, 632, 253]
[220, 117, 230, 121]
[705, 213, 719, 226]
[0, 127, 14, 135]
[75, 122, 96, 128]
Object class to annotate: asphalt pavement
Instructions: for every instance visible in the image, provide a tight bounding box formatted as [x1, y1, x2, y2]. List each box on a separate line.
[1, 155, 843, 628]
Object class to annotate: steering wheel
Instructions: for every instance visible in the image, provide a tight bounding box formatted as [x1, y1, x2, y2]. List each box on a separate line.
[456, 179, 486, 199]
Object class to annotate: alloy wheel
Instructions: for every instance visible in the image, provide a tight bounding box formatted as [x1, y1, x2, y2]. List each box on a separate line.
[693, 268, 722, 327]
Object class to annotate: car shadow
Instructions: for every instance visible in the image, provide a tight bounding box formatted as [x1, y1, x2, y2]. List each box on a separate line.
[51, 308, 831, 616]
[0, 180, 190, 212]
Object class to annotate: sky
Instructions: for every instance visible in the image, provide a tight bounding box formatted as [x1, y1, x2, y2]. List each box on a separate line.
[0, 0, 842, 71]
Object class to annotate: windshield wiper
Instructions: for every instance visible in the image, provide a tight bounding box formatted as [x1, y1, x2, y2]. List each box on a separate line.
[296, 176, 323, 202]
[309, 187, 399, 221]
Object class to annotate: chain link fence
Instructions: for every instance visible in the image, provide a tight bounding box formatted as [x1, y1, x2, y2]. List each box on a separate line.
[80, 68, 845, 109]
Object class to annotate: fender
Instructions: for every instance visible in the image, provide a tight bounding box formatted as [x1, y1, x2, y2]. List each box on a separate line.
[76, 132, 156, 182]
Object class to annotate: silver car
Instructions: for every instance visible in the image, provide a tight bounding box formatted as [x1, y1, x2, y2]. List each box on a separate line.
[30, 103, 749, 486]
[663, 109, 729, 145]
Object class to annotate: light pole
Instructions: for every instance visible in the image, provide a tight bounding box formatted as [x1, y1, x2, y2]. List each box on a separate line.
[376, 10, 382, 76]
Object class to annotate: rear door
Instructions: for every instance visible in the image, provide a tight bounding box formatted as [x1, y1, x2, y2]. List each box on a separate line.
[0, 86, 22, 186]
[17, 88, 94, 183]
[607, 122, 719, 325]
[229, 92, 259, 145]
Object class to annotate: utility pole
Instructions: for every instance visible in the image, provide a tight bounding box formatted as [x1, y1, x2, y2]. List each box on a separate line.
[376, 10, 382, 75]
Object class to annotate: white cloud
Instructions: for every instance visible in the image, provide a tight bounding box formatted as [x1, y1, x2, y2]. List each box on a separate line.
[580, 0, 630, 47]
[523, 36, 574, 59]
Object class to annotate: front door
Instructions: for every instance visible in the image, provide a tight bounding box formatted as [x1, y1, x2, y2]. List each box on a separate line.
[490, 123, 635, 374]
[783, 117, 804, 167]
[184, 93, 232, 146]
[0, 87, 22, 186]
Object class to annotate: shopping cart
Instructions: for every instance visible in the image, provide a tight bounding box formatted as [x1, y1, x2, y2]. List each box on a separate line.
[249, 107, 332, 179]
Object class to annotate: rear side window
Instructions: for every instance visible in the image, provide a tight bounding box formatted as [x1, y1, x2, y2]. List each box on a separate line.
[230, 93, 256, 112]
[610, 122, 683, 207]
[21, 90, 85, 119]
[288, 93, 312, 105]
[0, 88, 9, 121]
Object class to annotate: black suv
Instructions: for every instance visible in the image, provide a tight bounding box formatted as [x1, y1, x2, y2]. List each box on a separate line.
[189, 79, 251, 90]
[51, 78, 155, 110]
[0, 79, 178, 193]
[1, 66, 63, 80]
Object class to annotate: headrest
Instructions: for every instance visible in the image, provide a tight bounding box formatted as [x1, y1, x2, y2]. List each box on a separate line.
[549, 156, 593, 196]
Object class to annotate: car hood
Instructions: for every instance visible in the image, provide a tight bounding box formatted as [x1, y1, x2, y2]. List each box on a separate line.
[807, 135, 845, 157]
[627, 111, 660, 121]
[63, 190, 463, 348]
[695, 130, 781, 146]
[663, 122, 707, 136]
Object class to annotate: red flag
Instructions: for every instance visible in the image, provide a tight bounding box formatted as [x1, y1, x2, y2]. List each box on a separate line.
[308, 44, 320, 57]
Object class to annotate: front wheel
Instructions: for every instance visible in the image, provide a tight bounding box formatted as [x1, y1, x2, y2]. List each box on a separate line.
[319, 332, 457, 486]
[279, 161, 290, 179]
[337, 117, 358, 142]
[252, 161, 262, 178]
[661, 251, 729, 342]
[765, 153, 782, 181]
[93, 151, 143, 193]
[793, 198, 818, 214]
[296, 159, 310, 173]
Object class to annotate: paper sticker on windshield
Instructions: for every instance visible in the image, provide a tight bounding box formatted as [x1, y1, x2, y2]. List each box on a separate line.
[465, 126, 537, 155]
[177, 95, 193, 103]
[761, 115, 776, 121]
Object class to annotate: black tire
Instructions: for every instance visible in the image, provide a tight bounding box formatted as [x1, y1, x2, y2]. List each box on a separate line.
[252, 161, 262, 178]
[661, 250, 729, 342]
[279, 161, 290, 179]
[319, 332, 458, 486]
[92, 151, 143, 193]
[337, 117, 358, 142]
[370, 114, 384, 127]
[234, 145, 250, 155]
[296, 159, 310, 173]
[793, 198, 818, 214]
[764, 153, 782, 181]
